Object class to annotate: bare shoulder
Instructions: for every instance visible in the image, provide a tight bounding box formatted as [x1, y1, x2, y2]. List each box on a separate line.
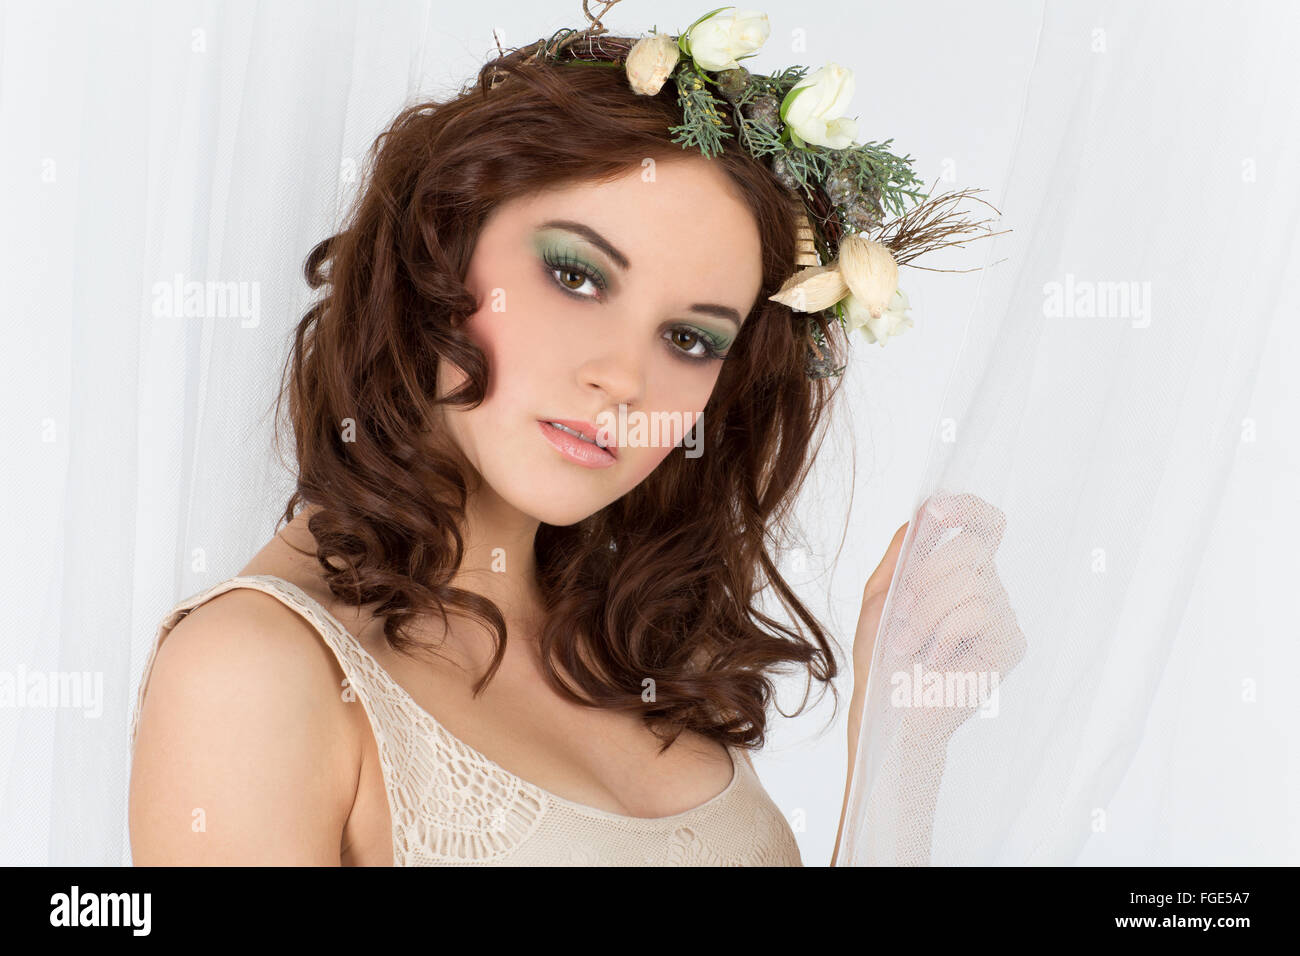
[129, 586, 361, 865]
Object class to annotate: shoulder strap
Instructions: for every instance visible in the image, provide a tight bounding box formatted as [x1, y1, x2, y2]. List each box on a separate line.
[128, 574, 551, 863]
[127, 574, 404, 755]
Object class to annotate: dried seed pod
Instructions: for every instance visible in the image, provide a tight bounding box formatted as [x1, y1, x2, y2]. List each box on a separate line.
[714, 67, 751, 103]
[743, 93, 780, 129]
[824, 166, 857, 207]
[770, 153, 800, 191]
[843, 194, 885, 232]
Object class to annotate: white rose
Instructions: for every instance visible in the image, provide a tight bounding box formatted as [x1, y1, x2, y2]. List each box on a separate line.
[844, 287, 913, 346]
[685, 8, 770, 72]
[781, 63, 858, 149]
[626, 33, 680, 95]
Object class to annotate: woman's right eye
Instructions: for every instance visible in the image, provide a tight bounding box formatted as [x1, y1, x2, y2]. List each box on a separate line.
[542, 252, 607, 302]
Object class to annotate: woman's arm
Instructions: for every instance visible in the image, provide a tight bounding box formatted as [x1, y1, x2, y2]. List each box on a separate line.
[830, 495, 1026, 866]
[830, 521, 908, 866]
[128, 591, 360, 865]
[830, 682, 868, 865]
[832, 693, 951, 866]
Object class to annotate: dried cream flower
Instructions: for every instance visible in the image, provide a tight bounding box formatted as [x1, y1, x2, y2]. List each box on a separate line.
[626, 33, 680, 96]
[837, 234, 899, 318]
[768, 262, 849, 312]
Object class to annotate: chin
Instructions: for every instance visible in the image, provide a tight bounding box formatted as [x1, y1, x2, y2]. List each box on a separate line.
[515, 492, 604, 528]
[533, 503, 600, 528]
[487, 466, 611, 527]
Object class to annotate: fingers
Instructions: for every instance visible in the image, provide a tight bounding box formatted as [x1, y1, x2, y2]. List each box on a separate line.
[895, 492, 1009, 620]
[925, 492, 1007, 541]
[925, 593, 995, 666]
[929, 590, 1024, 673]
[873, 493, 1024, 678]
[915, 492, 1007, 556]
[868, 494, 1026, 743]
[902, 534, 996, 596]
[884, 556, 1023, 672]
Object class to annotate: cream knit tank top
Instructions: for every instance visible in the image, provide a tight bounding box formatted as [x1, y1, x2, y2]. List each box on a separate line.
[128, 575, 804, 866]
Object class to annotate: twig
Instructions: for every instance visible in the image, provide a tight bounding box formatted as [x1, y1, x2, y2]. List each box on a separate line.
[876, 185, 1010, 268]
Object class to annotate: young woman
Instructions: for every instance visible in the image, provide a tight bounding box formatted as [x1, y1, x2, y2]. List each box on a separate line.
[127, 13, 1003, 866]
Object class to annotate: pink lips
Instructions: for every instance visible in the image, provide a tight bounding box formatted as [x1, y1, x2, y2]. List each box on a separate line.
[538, 420, 617, 468]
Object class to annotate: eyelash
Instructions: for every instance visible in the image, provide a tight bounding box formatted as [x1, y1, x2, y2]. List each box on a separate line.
[540, 251, 730, 364]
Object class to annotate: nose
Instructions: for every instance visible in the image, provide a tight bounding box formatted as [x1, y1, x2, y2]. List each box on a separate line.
[576, 339, 645, 410]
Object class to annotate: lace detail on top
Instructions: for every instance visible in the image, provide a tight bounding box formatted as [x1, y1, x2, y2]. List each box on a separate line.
[129, 574, 804, 866]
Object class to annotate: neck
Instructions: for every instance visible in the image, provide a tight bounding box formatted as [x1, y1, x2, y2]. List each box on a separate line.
[449, 476, 546, 635]
[289, 477, 548, 668]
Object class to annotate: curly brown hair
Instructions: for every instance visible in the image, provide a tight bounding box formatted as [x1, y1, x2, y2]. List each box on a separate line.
[274, 40, 851, 755]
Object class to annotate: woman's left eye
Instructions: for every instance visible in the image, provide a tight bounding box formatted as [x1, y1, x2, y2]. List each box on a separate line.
[665, 328, 726, 363]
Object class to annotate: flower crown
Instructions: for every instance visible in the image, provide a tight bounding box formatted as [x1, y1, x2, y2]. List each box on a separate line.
[487, 2, 1005, 379]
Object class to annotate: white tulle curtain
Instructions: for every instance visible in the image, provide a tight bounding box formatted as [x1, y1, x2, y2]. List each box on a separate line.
[0, 0, 464, 866]
[838, 0, 1300, 865]
[2, 0, 1294, 867]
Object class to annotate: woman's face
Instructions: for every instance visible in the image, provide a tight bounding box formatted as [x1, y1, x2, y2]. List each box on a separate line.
[435, 154, 764, 527]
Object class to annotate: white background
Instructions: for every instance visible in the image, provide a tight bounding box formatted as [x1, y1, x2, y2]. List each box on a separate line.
[0, 0, 1293, 865]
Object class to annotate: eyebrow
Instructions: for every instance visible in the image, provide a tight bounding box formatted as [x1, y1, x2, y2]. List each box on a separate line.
[538, 218, 746, 329]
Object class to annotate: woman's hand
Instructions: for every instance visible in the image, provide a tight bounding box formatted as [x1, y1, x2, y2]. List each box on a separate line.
[841, 492, 1027, 866]
[853, 492, 1028, 743]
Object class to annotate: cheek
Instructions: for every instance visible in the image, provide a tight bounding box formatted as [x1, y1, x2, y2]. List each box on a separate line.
[609, 383, 712, 483]
[454, 296, 551, 410]
[433, 352, 465, 407]
[652, 372, 717, 441]
[624, 441, 677, 484]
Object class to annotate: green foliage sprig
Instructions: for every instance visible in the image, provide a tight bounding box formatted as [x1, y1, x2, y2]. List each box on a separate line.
[668, 63, 734, 158]
[673, 61, 927, 228]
